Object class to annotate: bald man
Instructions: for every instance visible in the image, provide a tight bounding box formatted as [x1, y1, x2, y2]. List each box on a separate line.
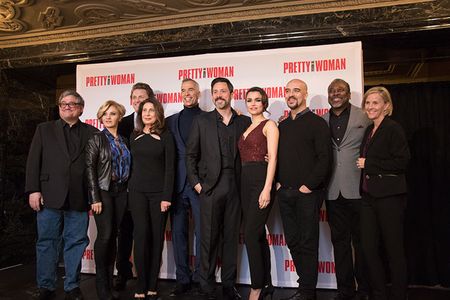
[277, 79, 332, 300]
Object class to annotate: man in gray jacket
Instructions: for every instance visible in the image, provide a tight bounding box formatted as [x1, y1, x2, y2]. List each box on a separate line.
[323, 79, 371, 300]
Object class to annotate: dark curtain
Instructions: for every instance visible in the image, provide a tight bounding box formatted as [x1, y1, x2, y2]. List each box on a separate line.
[373, 81, 450, 287]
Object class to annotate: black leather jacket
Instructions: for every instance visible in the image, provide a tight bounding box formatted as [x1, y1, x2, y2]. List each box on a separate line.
[85, 131, 117, 204]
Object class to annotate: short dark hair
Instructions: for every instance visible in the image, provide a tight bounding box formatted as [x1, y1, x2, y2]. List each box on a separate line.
[135, 98, 166, 135]
[245, 87, 269, 111]
[211, 77, 233, 93]
[328, 78, 350, 93]
[130, 82, 155, 99]
[58, 89, 84, 106]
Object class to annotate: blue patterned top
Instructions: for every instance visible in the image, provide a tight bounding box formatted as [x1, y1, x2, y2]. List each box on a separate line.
[103, 129, 131, 183]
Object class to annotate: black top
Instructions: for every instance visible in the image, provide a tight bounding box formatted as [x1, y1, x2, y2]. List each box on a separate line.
[277, 110, 332, 190]
[179, 105, 202, 144]
[128, 129, 175, 201]
[63, 120, 81, 159]
[329, 105, 350, 146]
[216, 110, 238, 169]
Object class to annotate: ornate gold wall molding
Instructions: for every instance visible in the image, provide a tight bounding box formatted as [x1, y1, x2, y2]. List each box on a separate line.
[0, 0, 434, 48]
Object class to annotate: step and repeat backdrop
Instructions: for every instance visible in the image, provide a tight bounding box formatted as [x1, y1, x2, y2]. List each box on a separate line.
[77, 41, 363, 288]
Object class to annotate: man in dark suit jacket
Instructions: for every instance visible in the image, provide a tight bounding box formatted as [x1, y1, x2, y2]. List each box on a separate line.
[323, 79, 371, 300]
[26, 90, 98, 300]
[186, 77, 251, 300]
[166, 78, 203, 296]
[115, 82, 154, 290]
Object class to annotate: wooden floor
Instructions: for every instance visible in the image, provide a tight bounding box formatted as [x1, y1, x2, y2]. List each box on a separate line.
[1, 264, 449, 300]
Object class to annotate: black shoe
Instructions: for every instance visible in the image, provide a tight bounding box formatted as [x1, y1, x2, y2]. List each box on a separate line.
[113, 274, 129, 291]
[198, 288, 216, 299]
[280, 290, 316, 300]
[34, 288, 55, 300]
[259, 284, 275, 300]
[223, 286, 242, 300]
[169, 283, 191, 296]
[356, 293, 369, 300]
[64, 287, 84, 300]
[333, 293, 355, 300]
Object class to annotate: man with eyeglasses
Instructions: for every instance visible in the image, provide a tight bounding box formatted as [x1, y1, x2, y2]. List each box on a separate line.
[322, 79, 371, 300]
[26, 90, 98, 300]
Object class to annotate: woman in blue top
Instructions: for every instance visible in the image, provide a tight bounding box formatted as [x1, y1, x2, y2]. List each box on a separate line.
[86, 100, 131, 300]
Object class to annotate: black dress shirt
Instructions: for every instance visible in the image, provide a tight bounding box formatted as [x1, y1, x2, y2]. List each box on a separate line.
[216, 110, 237, 170]
[329, 106, 350, 146]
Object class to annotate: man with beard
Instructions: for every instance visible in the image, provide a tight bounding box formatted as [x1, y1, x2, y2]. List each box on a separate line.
[186, 77, 251, 300]
[323, 79, 370, 300]
[166, 78, 203, 296]
[277, 79, 332, 300]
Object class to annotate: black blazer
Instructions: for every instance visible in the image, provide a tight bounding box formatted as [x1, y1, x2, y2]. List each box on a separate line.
[118, 112, 135, 139]
[25, 119, 98, 211]
[360, 117, 410, 198]
[185, 110, 251, 194]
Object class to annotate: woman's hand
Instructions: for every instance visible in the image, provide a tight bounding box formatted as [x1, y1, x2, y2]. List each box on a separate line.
[356, 158, 366, 169]
[91, 202, 102, 214]
[161, 201, 171, 212]
[258, 188, 271, 209]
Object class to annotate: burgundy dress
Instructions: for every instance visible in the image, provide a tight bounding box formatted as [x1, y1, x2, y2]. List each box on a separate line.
[238, 119, 273, 289]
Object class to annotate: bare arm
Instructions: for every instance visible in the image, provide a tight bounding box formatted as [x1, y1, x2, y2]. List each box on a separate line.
[259, 120, 279, 209]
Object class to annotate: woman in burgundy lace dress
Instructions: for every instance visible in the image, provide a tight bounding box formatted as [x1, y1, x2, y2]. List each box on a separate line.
[238, 87, 279, 300]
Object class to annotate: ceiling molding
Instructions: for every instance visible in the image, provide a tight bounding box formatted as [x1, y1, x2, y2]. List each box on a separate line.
[0, 0, 434, 48]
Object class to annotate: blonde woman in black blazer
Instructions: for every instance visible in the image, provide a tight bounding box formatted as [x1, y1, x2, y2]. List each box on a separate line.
[357, 87, 410, 300]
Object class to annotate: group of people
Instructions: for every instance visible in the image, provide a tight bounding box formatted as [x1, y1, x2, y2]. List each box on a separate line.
[26, 76, 410, 300]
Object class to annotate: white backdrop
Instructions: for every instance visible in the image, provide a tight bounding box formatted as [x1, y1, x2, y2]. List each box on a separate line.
[78, 41, 364, 288]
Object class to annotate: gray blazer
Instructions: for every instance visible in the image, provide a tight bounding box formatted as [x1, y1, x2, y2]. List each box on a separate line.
[323, 105, 371, 200]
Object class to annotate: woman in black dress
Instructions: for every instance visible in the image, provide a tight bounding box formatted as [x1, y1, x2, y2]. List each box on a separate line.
[128, 98, 175, 299]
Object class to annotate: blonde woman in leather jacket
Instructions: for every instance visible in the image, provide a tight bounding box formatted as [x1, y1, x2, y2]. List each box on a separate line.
[86, 100, 131, 300]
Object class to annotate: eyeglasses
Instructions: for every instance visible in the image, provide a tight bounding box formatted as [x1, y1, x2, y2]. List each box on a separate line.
[59, 102, 81, 108]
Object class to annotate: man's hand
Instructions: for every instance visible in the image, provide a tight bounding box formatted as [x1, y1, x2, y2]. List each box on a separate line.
[161, 201, 171, 212]
[29, 192, 43, 211]
[194, 183, 202, 194]
[299, 185, 312, 194]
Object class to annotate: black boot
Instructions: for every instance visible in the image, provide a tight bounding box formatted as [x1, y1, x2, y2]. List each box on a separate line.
[96, 267, 113, 300]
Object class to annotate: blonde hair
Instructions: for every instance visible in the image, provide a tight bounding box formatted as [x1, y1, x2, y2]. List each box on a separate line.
[97, 100, 126, 121]
[362, 86, 393, 116]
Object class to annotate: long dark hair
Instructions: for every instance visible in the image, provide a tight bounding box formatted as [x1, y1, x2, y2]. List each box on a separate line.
[135, 98, 165, 135]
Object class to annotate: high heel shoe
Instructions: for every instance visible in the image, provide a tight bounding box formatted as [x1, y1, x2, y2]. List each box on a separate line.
[259, 284, 274, 300]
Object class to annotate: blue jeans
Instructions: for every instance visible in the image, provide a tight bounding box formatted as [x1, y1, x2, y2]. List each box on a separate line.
[36, 207, 89, 291]
[170, 183, 201, 284]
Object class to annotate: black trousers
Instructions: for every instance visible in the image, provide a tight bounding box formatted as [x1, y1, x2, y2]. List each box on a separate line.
[116, 207, 134, 278]
[93, 188, 128, 288]
[360, 193, 407, 300]
[326, 195, 369, 297]
[241, 162, 273, 289]
[199, 170, 241, 292]
[129, 191, 168, 294]
[278, 188, 323, 294]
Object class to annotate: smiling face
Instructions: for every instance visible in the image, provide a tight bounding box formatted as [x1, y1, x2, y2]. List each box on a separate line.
[59, 95, 84, 124]
[364, 92, 389, 122]
[245, 91, 265, 116]
[141, 102, 157, 127]
[328, 80, 351, 114]
[211, 81, 232, 110]
[131, 88, 150, 113]
[181, 80, 200, 108]
[285, 79, 308, 113]
[100, 105, 121, 129]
